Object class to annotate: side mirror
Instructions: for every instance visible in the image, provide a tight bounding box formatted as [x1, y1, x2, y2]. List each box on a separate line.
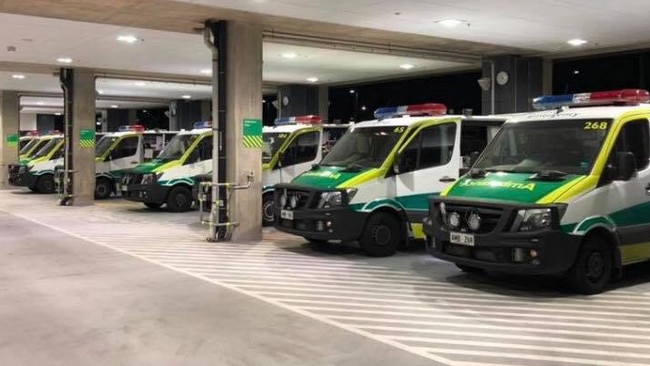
[469, 151, 480, 167]
[393, 153, 402, 174]
[277, 151, 284, 168]
[614, 151, 636, 181]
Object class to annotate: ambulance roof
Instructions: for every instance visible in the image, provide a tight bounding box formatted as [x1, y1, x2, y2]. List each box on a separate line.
[505, 104, 650, 124]
[350, 114, 506, 129]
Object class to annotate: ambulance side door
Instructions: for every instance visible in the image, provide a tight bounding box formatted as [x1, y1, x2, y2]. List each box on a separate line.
[183, 136, 213, 178]
[108, 136, 141, 172]
[278, 130, 320, 183]
[394, 121, 461, 222]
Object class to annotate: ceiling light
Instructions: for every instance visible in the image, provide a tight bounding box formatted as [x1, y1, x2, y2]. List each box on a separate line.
[110, 105, 119, 108]
[306, 77, 319, 83]
[182, 95, 192, 99]
[436, 19, 466, 28]
[97, 90, 104, 94]
[57, 57, 73, 64]
[574, 70, 580, 75]
[12, 74, 25, 79]
[281, 52, 298, 59]
[134, 81, 146, 86]
[200, 69, 212, 75]
[567, 39, 588, 46]
[361, 106, 367, 111]
[400, 63, 415, 70]
[36, 102, 45, 106]
[349, 89, 356, 94]
[54, 112, 62, 116]
[117, 35, 140, 44]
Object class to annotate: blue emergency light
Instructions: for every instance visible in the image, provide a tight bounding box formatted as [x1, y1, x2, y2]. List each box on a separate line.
[193, 121, 212, 129]
[119, 125, 145, 132]
[533, 89, 650, 110]
[274, 115, 321, 126]
[374, 103, 447, 120]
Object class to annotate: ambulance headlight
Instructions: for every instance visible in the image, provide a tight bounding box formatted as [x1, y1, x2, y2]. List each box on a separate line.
[318, 188, 357, 209]
[514, 208, 552, 232]
[141, 173, 161, 185]
[279, 192, 287, 208]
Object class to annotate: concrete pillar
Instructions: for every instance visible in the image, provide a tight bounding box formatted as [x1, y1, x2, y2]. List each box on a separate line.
[225, 21, 263, 241]
[277, 84, 320, 117]
[0, 91, 19, 189]
[318, 86, 329, 123]
[481, 56, 544, 114]
[70, 69, 96, 206]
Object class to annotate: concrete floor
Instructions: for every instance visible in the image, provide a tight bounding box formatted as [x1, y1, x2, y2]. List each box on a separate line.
[2, 190, 650, 366]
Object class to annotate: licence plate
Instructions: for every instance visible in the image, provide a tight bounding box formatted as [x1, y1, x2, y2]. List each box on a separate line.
[450, 232, 475, 246]
[121, 185, 128, 192]
[280, 210, 294, 220]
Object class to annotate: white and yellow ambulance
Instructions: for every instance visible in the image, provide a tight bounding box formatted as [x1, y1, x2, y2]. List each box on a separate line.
[9, 134, 65, 193]
[425, 89, 650, 294]
[273, 103, 506, 256]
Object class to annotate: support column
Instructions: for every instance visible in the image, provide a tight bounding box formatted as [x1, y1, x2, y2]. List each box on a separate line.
[481, 56, 544, 114]
[67, 69, 96, 206]
[0, 91, 19, 189]
[226, 21, 263, 241]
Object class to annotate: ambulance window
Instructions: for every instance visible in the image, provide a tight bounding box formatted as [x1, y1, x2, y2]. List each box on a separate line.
[419, 123, 457, 170]
[610, 120, 650, 171]
[184, 137, 212, 164]
[281, 131, 319, 166]
[460, 126, 488, 156]
[111, 136, 139, 159]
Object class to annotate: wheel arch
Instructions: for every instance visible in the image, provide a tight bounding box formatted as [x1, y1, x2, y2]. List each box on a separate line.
[582, 226, 622, 272]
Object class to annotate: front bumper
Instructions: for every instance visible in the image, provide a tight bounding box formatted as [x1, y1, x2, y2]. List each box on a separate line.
[424, 198, 582, 275]
[273, 184, 367, 241]
[9, 170, 37, 188]
[122, 183, 170, 204]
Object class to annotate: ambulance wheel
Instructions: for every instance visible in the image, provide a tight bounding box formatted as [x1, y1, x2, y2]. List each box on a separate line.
[566, 235, 612, 295]
[360, 212, 401, 257]
[456, 264, 483, 273]
[35, 174, 55, 194]
[167, 186, 193, 212]
[262, 194, 276, 226]
[144, 202, 162, 210]
[28, 185, 37, 192]
[94, 178, 113, 200]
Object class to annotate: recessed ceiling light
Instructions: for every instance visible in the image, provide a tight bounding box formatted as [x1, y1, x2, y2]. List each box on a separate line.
[567, 38, 588, 46]
[436, 19, 466, 28]
[306, 77, 319, 83]
[574, 70, 580, 75]
[110, 105, 119, 108]
[182, 95, 192, 99]
[281, 52, 298, 59]
[400, 63, 415, 70]
[57, 57, 73, 64]
[349, 89, 356, 94]
[54, 112, 62, 116]
[200, 69, 212, 75]
[97, 90, 104, 94]
[117, 35, 140, 44]
[36, 102, 45, 106]
[134, 81, 146, 86]
[361, 106, 367, 111]
[12, 74, 25, 79]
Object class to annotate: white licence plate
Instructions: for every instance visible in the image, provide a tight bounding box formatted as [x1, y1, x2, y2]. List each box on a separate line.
[121, 185, 128, 192]
[450, 232, 475, 246]
[280, 210, 294, 220]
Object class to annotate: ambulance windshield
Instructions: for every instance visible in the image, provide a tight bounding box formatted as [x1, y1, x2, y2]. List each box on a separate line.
[158, 134, 199, 161]
[320, 126, 403, 169]
[20, 139, 39, 155]
[31, 138, 62, 159]
[263, 132, 289, 164]
[474, 119, 611, 175]
[95, 136, 118, 157]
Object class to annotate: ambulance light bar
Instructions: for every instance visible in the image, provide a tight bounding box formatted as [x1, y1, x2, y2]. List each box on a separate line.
[374, 103, 447, 120]
[274, 115, 321, 126]
[45, 130, 63, 135]
[25, 130, 40, 136]
[119, 124, 145, 132]
[193, 121, 212, 129]
[533, 89, 650, 110]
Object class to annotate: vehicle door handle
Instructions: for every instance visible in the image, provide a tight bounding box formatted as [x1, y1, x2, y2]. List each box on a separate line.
[439, 176, 456, 183]
[130, 162, 138, 165]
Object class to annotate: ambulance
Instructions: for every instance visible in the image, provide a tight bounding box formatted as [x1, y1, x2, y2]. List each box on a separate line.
[9, 134, 65, 193]
[424, 89, 650, 294]
[273, 103, 506, 257]
[19, 132, 59, 162]
[121, 122, 213, 211]
[92, 125, 176, 199]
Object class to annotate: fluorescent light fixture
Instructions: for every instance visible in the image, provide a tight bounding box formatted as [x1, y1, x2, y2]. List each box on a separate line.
[281, 52, 298, 59]
[567, 38, 588, 46]
[110, 105, 119, 108]
[36, 102, 45, 106]
[400, 63, 415, 70]
[57, 57, 73, 64]
[134, 81, 146, 86]
[349, 89, 356, 94]
[117, 35, 139, 44]
[182, 95, 192, 99]
[306, 77, 319, 83]
[97, 90, 104, 94]
[436, 19, 465, 28]
[54, 112, 62, 116]
[200, 69, 212, 75]
[574, 70, 580, 75]
[12, 74, 25, 79]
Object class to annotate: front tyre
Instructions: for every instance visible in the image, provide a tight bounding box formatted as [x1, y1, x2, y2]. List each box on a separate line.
[35, 174, 55, 194]
[360, 212, 401, 257]
[94, 177, 113, 200]
[166, 186, 193, 212]
[566, 235, 612, 295]
[262, 194, 275, 227]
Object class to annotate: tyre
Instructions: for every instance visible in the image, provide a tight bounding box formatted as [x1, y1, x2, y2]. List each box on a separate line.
[144, 202, 162, 210]
[456, 263, 483, 273]
[262, 194, 276, 227]
[360, 212, 402, 257]
[35, 174, 55, 194]
[94, 178, 113, 200]
[28, 185, 37, 192]
[566, 235, 612, 294]
[166, 186, 193, 212]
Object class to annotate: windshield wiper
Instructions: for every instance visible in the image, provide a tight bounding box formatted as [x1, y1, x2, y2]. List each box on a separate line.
[529, 170, 569, 181]
[344, 163, 365, 172]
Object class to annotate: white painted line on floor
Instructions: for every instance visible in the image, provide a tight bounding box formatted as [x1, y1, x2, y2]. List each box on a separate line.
[3, 209, 456, 366]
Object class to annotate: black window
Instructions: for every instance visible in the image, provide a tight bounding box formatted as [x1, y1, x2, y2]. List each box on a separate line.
[610, 119, 650, 171]
[111, 136, 139, 160]
[399, 123, 457, 173]
[281, 131, 319, 167]
[184, 137, 212, 165]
